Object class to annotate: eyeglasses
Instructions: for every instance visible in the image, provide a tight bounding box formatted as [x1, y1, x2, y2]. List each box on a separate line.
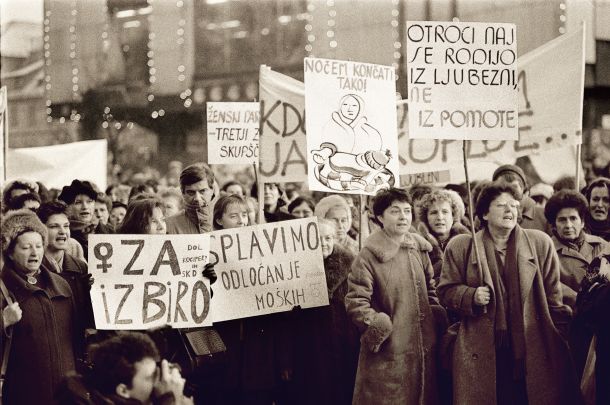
[492, 200, 520, 210]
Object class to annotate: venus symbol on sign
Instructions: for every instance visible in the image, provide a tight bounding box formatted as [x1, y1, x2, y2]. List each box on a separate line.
[94, 243, 114, 273]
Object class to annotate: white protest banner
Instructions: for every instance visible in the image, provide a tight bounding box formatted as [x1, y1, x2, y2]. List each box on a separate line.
[0, 86, 6, 182]
[6, 139, 108, 190]
[400, 170, 451, 187]
[207, 102, 259, 165]
[304, 57, 399, 195]
[258, 66, 307, 183]
[209, 217, 328, 322]
[398, 25, 584, 174]
[88, 234, 212, 330]
[406, 21, 518, 140]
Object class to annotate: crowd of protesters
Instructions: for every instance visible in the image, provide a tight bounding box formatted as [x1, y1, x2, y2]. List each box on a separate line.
[1, 159, 610, 405]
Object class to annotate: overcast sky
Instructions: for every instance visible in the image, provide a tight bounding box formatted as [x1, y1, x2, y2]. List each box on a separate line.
[1, 0, 43, 26]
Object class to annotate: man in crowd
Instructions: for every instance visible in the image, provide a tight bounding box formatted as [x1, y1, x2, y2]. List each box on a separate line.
[165, 163, 215, 234]
[57, 332, 193, 404]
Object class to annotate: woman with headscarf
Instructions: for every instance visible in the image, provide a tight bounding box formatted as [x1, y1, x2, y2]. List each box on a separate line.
[345, 188, 442, 405]
[583, 177, 610, 241]
[1, 209, 80, 404]
[314, 195, 359, 255]
[437, 182, 581, 405]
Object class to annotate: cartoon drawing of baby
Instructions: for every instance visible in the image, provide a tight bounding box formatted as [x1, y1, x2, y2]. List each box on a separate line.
[312, 94, 394, 193]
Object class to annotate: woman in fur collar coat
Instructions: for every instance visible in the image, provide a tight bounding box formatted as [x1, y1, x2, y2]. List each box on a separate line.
[345, 188, 442, 405]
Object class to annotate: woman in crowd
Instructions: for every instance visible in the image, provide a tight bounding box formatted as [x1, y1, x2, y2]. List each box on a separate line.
[345, 188, 442, 405]
[437, 182, 581, 405]
[213, 194, 250, 230]
[119, 197, 167, 234]
[1, 209, 80, 404]
[221, 180, 246, 198]
[583, 177, 610, 241]
[287, 196, 315, 219]
[159, 187, 184, 218]
[292, 218, 358, 405]
[417, 189, 471, 285]
[315, 195, 359, 255]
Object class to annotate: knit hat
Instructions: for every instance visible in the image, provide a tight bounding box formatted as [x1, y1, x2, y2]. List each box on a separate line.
[1, 209, 48, 259]
[58, 179, 98, 204]
[492, 164, 528, 190]
[314, 195, 352, 220]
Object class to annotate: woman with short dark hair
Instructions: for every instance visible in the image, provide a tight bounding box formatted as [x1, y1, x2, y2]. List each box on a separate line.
[345, 188, 442, 405]
[438, 182, 581, 405]
[119, 197, 167, 235]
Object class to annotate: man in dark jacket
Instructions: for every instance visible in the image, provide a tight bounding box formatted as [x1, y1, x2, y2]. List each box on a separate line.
[56, 332, 192, 404]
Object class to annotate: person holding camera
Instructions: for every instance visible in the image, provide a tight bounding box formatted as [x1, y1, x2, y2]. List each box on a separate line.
[57, 332, 194, 405]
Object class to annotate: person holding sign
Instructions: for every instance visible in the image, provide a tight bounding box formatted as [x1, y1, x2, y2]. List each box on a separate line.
[345, 188, 442, 405]
[1, 209, 80, 404]
[437, 183, 581, 405]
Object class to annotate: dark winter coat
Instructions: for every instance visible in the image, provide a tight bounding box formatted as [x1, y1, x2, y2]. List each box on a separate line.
[1, 263, 77, 405]
[520, 195, 552, 235]
[346, 230, 440, 405]
[292, 245, 359, 405]
[437, 227, 582, 405]
[552, 233, 608, 308]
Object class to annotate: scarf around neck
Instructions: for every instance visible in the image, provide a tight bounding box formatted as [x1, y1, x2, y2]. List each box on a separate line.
[185, 201, 211, 233]
[585, 212, 610, 241]
[482, 227, 525, 380]
[553, 229, 586, 251]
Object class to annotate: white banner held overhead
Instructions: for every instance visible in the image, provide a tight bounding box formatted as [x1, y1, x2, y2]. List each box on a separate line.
[258, 66, 308, 183]
[210, 217, 328, 322]
[88, 234, 212, 330]
[406, 21, 518, 140]
[304, 57, 399, 195]
[6, 139, 108, 190]
[207, 102, 260, 165]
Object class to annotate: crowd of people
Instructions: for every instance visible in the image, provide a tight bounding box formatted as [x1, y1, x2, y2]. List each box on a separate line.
[1, 160, 610, 405]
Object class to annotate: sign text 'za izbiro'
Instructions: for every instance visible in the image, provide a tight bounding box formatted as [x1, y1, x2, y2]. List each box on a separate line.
[406, 21, 518, 140]
[88, 234, 211, 330]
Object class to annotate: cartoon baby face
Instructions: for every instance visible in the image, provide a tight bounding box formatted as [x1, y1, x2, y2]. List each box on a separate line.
[340, 95, 360, 121]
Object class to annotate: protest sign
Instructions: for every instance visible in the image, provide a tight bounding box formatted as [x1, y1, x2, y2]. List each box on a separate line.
[406, 21, 518, 140]
[6, 139, 108, 190]
[304, 57, 399, 195]
[258, 66, 307, 183]
[209, 217, 328, 322]
[398, 25, 584, 174]
[400, 170, 451, 187]
[207, 102, 259, 164]
[88, 234, 212, 330]
[0, 86, 6, 182]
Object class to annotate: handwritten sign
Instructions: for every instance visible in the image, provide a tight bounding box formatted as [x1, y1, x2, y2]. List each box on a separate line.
[304, 57, 399, 195]
[209, 217, 328, 322]
[207, 102, 259, 164]
[400, 170, 451, 187]
[88, 234, 211, 330]
[258, 66, 307, 183]
[406, 21, 518, 140]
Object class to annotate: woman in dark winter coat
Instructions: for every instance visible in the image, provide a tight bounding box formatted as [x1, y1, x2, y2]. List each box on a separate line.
[437, 182, 582, 405]
[1, 209, 79, 404]
[417, 189, 471, 286]
[346, 188, 443, 405]
[292, 219, 358, 405]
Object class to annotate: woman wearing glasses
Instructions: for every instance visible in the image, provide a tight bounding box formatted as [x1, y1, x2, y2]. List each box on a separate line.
[437, 182, 582, 405]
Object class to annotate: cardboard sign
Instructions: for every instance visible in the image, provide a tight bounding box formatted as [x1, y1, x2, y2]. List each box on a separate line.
[207, 102, 259, 164]
[304, 57, 399, 195]
[258, 66, 307, 183]
[400, 170, 451, 187]
[88, 234, 211, 330]
[406, 21, 518, 140]
[209, 218, 328, 322]
[398, 25, 585, 174]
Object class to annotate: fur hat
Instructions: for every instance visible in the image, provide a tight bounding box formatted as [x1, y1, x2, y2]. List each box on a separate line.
[1, 209, 48, 259]
[362, 312, 393, 353]
[492, 164, 528, 191]
[314, 195, 351, 220]
[58, 179, 98, 205]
